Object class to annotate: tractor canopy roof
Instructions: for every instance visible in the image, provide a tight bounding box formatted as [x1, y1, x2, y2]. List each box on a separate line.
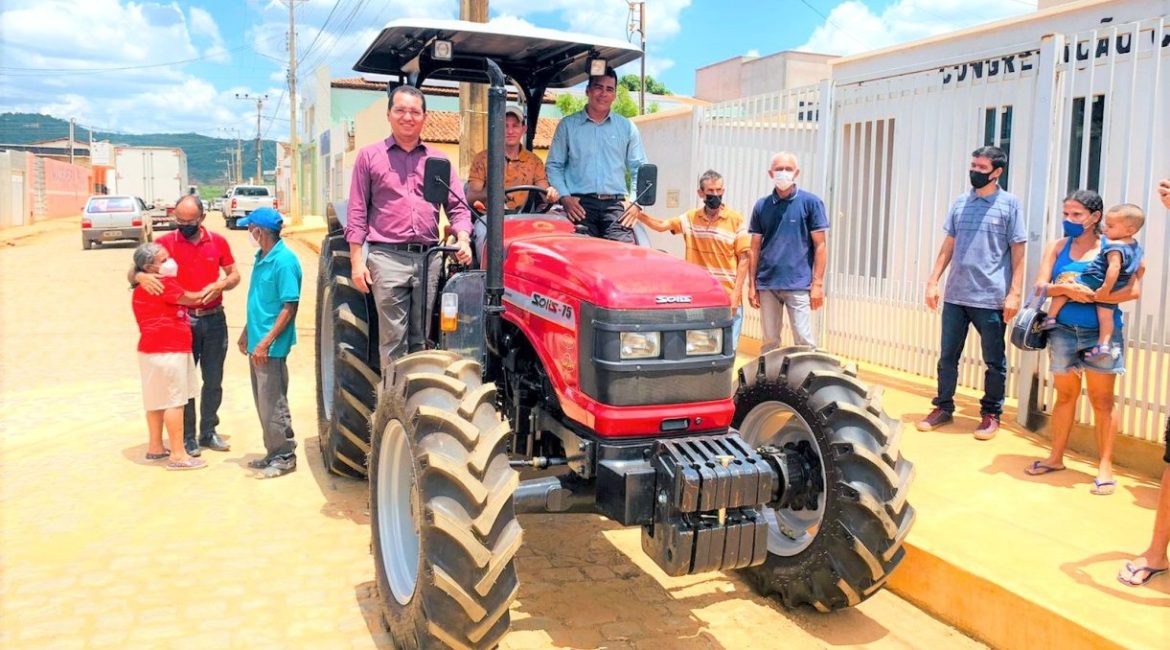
[353, 19, 643, 90]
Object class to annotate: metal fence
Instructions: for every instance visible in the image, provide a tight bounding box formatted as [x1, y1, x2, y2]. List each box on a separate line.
[682, 17, 1169, 441]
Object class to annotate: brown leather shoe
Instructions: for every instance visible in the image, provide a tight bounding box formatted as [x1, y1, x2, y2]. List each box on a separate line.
[916, 408, 954, 431]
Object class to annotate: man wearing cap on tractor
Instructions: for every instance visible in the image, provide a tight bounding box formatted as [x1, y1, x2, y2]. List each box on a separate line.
[546, 66, 647, 242]
[236, 207, 303, 478]
[467, 104, 559, 212]
[347, 85, 474, 372]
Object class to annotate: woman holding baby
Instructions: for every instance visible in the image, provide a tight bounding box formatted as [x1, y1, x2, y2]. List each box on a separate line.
[1024, 189, 1146, 496]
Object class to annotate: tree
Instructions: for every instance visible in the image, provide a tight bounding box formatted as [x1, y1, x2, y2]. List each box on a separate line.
[619, 73, 671, 95]
[556, 93, 586, 116]
[555, 86, 653, 119]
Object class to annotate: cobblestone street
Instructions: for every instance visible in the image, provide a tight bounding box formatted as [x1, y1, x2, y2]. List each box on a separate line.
[0, 220, 981, 649]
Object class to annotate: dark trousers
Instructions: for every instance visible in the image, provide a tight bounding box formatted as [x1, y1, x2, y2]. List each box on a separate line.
[574, 195, 634, 243]
[184, 310, 228, 445]
[933, 302, 1007, 416]
[249, 357, 295, 460]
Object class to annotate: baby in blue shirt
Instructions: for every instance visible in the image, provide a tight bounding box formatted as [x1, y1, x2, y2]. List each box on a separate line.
[1044, 203, 1145, 360]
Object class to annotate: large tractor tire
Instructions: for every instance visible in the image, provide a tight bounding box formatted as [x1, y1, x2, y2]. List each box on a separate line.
[315, 233, 380, 478]
[370, 351, 521, 649]
[733, 347, 915, 612]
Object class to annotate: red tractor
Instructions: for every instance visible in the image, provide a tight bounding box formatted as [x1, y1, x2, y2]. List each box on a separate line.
[315, 20, 914, 650]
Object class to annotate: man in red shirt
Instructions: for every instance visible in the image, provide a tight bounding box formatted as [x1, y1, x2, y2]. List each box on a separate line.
[133, 195, 240, 457]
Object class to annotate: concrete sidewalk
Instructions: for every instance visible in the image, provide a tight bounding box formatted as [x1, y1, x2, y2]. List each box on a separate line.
[845, 361, 1168, 650]
[287, 221, 1170, 649]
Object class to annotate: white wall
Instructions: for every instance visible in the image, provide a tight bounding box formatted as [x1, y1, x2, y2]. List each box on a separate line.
[632, 108, 699, 258]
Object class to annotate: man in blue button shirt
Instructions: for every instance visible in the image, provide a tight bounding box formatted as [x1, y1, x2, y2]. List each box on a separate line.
[235, 207, 303, 478]
[918, 146, 1026, 441]
[546, 67, 647, 242]
[748, 152, 829, 351]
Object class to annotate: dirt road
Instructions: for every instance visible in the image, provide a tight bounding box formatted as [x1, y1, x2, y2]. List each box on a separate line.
[0, 219, 982, 649]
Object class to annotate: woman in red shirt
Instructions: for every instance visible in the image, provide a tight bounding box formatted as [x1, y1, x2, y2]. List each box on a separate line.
[132, 243, 208, 470]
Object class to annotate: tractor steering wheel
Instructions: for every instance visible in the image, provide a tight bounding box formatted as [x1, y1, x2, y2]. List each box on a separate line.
[503, 185, 555, 214]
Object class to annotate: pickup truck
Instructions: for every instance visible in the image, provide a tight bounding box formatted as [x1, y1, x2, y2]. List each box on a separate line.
[225, 185, 277, 229]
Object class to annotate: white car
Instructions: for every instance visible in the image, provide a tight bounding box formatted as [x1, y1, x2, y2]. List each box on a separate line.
[82, 195, 152, 250]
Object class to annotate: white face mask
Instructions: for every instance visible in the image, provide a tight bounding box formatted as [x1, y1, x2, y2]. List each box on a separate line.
[158, 258, 179, 278]
[248, 229, 261, 249]
[772, 171, 796, 191]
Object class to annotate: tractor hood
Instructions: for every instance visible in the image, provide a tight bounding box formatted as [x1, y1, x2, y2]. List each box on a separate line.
[503, 235, 729, 310]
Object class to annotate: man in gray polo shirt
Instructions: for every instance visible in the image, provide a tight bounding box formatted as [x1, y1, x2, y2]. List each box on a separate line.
[918, 146, 1026, 440]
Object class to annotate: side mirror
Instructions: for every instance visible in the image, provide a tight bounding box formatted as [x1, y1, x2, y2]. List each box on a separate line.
[635, 164, 657, 207]
[145, 204, 154, 210]
[423, 158, 452, 204]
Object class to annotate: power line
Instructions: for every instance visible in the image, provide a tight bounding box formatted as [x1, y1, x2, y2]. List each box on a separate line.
[795, 0, 876, 51]
[298, 0, 346, 66]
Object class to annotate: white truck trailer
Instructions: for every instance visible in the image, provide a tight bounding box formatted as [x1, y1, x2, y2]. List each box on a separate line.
[110, 146, 189, 228]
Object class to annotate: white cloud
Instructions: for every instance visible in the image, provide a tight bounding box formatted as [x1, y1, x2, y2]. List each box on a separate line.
[745, 49, 761, 58]
[798, 0, 1037, 56]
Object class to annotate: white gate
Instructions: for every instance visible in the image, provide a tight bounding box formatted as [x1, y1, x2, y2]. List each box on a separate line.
[687, 15, 1169, 441]
[825, 44, 1046, 406]
[1036, 19, 1170, 441]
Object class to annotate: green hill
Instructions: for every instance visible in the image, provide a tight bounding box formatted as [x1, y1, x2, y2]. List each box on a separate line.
[0, 112, 278, 186]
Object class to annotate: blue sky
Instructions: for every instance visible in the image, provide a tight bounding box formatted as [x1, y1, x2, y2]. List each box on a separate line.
[0, 0, 1037, 139]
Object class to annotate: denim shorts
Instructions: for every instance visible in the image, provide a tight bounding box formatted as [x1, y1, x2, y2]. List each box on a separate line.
[1047, 323, 1125, 375]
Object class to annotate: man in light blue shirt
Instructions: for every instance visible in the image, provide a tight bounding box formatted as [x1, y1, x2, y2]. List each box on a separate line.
[546, 67, 647, 242]
[918, 146, 1027, 441]
[236, 207, 303, 478]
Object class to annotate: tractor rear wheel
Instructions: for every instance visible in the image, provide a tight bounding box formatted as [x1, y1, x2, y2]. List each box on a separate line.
[370, 352, 521, 649]
[733, 347, 915, 611]
[315, 234, 380, 478]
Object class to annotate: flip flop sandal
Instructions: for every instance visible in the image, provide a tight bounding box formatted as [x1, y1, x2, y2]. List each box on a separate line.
[1090, 478, 1116, 495]
[166, 457, 207, 471]
[145, 450, 171, 461]
[1025, 460, 1066, 476]
[1118, 562, 1168, 587]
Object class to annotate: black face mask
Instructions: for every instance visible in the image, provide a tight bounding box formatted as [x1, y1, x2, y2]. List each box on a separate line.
[177, 223, 200, 238]
[969, 170, 998, 189]
[703, 194, 722, 210]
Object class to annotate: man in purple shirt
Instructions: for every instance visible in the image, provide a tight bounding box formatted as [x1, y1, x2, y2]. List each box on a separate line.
[346, 85, 473, 371]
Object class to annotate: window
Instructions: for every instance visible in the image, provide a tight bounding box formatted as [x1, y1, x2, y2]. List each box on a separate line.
[840, 118, 895, 279]
[983, 106, 1013, 191]
[234, 186, 271, 197]
[1067, 95, 1105, 193]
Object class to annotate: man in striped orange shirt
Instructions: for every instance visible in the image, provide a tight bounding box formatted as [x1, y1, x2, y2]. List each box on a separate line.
[638, 170, 750, 348]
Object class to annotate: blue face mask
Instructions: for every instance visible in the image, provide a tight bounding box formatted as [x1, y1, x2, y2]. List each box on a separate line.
[1062, 220, 1085, 238]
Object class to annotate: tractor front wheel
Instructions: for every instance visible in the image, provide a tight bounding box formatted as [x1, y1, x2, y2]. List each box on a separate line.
[370, 352, 521, 649]
[733, 347, 915, 611]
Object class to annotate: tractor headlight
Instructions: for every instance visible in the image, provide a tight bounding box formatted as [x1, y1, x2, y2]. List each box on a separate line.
[619, 331, 661, 359]
[686, 328, 723, 356]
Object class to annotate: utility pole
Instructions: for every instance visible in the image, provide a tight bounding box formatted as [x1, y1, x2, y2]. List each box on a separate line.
[235, 92, 268, 183]
[220, 127, 243, 184]
[69, 118, 75, 164]
[458, 0, 488, 178]
[627, 1, 646, 114]
[284, 0, 307, 225]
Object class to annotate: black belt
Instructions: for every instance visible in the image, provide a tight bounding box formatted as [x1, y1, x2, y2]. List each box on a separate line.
[189, 305, 224, 317]
[572, 193, 624, 201]
[370, 241, 436, 254]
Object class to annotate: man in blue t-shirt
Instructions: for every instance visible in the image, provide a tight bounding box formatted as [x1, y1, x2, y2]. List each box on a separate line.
[918, 146, 1027, 441]
[748, 152, 829, 351]
[236, 207, 303, 478]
